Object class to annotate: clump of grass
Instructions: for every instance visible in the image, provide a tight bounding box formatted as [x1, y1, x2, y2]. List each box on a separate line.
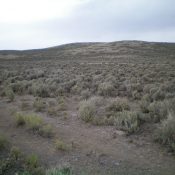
[33, 98, 46, 112]
[15, 112, 26, 126]
[0, 134, 9, 150]
[5, 88, 15, 102]
[154, 112, 175, 152]
[148, 101, 168, 122]
[14, 112, 43, 131]
[39, 124, 54, 138]
[25, 114, 43, 131]
[55, 139, 69, 151]
[114, 111, 140, 134]
[46, 167, 72, 175]
[78, 99, 96, 122]
[10, 146, 22, 160]
[107, 98, 130, 113]
[26, 154, 39, 169]
[98, 82, 115, 97]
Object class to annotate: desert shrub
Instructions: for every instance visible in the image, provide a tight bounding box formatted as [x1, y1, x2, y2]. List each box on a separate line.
[14, 112, 43, 131]
[46, 167, 72, 175]
[26, 154, 38, 169]
[15, 112, 26, 126]
[152, 89, 165, 101]
[33, 98, 46, 112]
[39, 124, 54, 138]
[0, 134, 9, 150]
[154, 112, 175, 152]
[78, 96, 103, 122]
[10, 146, 22, 160]
[106, 98, 130, 113]
[148, 101, 168, 122]
[78, 100, 95, 122]
[98, 82, 115, 96]
[30, 83, 50, 97]
[114, 111, 140, 134]
[25, 114, 43, 131]
[55, 139, 69, 151]
[5, 87, 15, 102]
[140, 100, 150, 113]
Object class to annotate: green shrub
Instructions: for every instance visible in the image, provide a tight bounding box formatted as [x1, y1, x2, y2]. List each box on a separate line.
[39, 124, 54, 138]
[0, 134, 8, 150]
[114, 111, 140, 134]
[5, 88, 15, 102]
[154, 112, 175, 152]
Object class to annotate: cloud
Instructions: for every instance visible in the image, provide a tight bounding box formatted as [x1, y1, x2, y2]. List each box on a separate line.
[0, 0, 175, 49]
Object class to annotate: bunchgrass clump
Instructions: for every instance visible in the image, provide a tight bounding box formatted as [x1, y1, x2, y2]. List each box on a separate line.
[39, 124, 54, 138]
[154, 112, 175, 152]
[55, 139, 69, 151]
[46, 167, 72, 175]
[14, 112, 43, 131]
[114, 111, 140, 134]
[5, 88, 15, 102]
[78, 100, 96, 122]
[0, 134, 9, 150]
[33, 98, 46, 112]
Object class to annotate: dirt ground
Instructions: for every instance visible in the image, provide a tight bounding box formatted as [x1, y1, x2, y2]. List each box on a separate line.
[0, 95, 175, 175]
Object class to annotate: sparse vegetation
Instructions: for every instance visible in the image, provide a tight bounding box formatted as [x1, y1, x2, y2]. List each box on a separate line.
[0, 41, 175, 174]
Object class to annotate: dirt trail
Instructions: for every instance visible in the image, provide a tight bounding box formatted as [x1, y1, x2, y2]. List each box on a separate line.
[0, 96, 175, 175]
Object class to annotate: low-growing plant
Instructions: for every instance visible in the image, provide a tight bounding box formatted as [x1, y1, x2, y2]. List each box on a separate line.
[0, 134, 8, 150]
[148, 101, 168, 122]
[154, 112, 175, 152]
[98, 82, 115, 97]
[114, 111, 140, 134]
[106, 98, 130, 113]
[39, 124, 54, 138]
[14, 112, 43, 131]
[5, 88, 15, 102]
[46, 167, 72, 175]
[25, 114, 43, 131]
[26, 154, 39, 169]
[10, 146, 22, 160]
[15, 112, 26, 126]
[78, 100, 96, 122]
[55, 139, 69, 151]
[33, 98, 46, 112]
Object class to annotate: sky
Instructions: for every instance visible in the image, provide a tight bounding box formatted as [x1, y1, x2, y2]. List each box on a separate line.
[0, 0, 175, 50]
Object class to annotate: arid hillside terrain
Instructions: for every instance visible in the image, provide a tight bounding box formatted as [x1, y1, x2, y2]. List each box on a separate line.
[0, 40, 175, 175]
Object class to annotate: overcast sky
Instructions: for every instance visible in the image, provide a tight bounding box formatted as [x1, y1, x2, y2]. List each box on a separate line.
[0, 0, 175, 50]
